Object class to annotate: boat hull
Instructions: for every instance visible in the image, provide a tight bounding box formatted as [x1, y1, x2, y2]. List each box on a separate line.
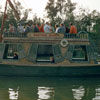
[0, 64, 100, 77]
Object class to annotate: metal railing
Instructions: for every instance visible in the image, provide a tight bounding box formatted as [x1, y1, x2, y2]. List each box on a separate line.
[3, 32, 89, 39]
[3, 32, 27, 38]
[89, 33, 100, 56]
[65, 33, 88, 39]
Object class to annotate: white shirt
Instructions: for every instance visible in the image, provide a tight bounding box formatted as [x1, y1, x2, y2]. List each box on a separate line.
[17, 25, 24, 33]
[55, 27, 60, 33]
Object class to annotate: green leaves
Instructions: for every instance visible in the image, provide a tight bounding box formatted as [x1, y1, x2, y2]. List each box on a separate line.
[45, 0, 76, 25]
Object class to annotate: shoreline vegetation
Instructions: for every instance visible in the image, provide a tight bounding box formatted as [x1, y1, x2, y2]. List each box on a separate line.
[0, 0, 100, 54]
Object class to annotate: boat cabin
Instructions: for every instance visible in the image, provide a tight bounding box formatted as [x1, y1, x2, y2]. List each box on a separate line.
[0, 32, 98, 66]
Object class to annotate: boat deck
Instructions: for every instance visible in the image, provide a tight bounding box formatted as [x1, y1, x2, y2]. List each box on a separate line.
[3, 32, 89, 44]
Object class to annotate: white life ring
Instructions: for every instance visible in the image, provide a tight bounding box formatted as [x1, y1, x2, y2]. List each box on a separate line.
[60, 39, 68, 47]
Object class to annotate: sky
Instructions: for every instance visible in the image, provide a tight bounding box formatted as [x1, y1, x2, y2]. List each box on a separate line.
[0, 0, 100, 19]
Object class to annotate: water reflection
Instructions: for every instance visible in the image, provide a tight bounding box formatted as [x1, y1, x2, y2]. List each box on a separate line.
[8, 87, 19, 100]
[37, 87, 54, 100]
[0, 77, 100, 100]
[72, 86, 85, 100]
[93, 87, 100, 100]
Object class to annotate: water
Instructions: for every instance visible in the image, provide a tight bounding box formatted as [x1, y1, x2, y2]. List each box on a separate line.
[0, 76, 100, 100]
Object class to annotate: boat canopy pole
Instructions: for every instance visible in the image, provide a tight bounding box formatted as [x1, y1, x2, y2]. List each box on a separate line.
[0, 0, 8, 42]
[7, 0, 20, 20]
[0, 0, 20, 42]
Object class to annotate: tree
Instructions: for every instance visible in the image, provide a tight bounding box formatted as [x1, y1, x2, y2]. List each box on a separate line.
[75, 8, 100, 32]
[32, 14, 43, 25]
[45, 0, 76, 25]
[0, 5, 3, 28]
[64, 0, 76, 23]
[0, 0, 32, 29]
[45, 0, 58, 25]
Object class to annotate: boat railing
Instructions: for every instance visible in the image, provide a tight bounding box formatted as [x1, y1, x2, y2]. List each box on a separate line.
[3, 32, 89, 39]
[3, 32, 27, 38]
[65, 33, 88, 39]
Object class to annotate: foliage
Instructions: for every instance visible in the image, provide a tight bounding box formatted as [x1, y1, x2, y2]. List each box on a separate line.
[0, 0, 100, 35]
[0, 0, 32, 29]
[0, 5, 3, 28]
[45, 0, 100, 34]
[32, 14, 44, 25]
[45, 0, 58, 25]
[45, 0, 76, 25]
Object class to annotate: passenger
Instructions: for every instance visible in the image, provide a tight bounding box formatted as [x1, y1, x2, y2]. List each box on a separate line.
[65, 26, 70, 33]
[13, 53, 18, 59]
[9, 23, 16, 33]
[50, 57, 54, 63]
[44, 22, 51, 33]
[59, 24, 66, 34]
[32, 24, 39, 32]
[40, 24, 44, 32]
[55, 24, 65, 34]
[64, 26, 70, 37]
[3, 28, 8, 34]
[17, 24, 24, 33]
[36, 24, 41, 32]
[55, 24, 60, 33]
[69, 23, 77, 34]
[49, 23, 55, 33]
[24, 23, 31, 33]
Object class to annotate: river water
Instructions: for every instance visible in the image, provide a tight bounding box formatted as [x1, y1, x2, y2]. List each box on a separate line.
[0, 76, 100, 100]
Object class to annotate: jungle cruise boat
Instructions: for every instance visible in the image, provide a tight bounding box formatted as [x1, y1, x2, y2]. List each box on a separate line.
[0, 32, 99, 77]
[0, 0, 100, 77]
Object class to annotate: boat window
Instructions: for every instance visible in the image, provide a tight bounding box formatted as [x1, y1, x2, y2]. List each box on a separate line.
[3, 44, 18, 60]
[72, 45, 88, 61]
[36, 45, 54, 63]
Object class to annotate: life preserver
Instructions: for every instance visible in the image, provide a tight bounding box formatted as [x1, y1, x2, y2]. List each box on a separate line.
[60, 39, 68, 47]
[78, 31, 88, 34]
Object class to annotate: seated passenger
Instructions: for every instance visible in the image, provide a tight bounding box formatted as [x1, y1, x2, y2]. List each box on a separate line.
[13, 53, 18, 59]
[50, 57, 54, 63]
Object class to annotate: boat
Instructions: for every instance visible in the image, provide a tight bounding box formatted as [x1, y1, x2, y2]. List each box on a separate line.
[0, 0, 100, 77]
[0, 32, 99, 77]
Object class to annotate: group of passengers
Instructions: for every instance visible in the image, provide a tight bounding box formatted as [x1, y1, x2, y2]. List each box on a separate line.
[4, 22, 77, 35]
